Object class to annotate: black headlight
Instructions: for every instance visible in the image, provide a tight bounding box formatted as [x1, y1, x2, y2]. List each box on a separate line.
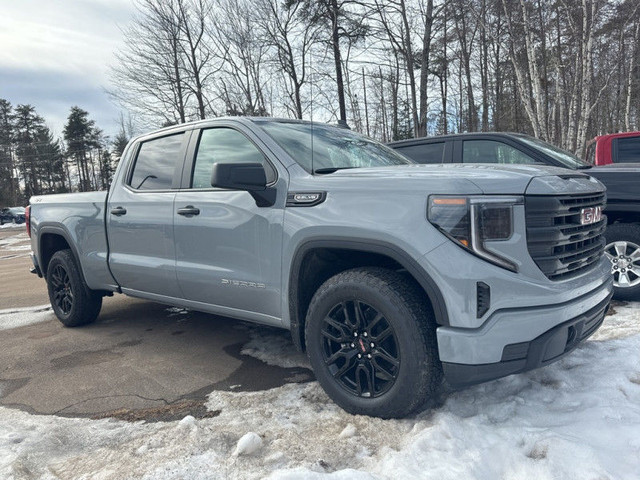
[428, 196, 521, 272]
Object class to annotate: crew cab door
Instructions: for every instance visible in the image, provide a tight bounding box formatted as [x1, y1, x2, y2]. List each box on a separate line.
[107, 131, 189, 297]
[173, 125, 285, 321]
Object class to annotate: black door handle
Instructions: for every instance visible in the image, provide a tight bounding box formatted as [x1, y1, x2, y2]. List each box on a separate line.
[177, 206, 200, 216]
[110, 206, 127, 216]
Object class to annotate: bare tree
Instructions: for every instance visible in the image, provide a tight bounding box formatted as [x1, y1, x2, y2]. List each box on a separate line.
[258, 0, 319, 119]
[110, 0, 190, 125]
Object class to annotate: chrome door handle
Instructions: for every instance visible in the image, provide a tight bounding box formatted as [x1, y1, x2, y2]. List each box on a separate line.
[177, 206, 200, 216]
[110, 206, 127, 216]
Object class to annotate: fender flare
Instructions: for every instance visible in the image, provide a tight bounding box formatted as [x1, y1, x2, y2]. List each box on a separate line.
[288, 237, 449, 351]
[37, 225, 87, 283]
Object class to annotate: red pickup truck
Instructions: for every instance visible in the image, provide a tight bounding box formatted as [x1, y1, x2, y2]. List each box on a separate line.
[586, 132, 640, 165]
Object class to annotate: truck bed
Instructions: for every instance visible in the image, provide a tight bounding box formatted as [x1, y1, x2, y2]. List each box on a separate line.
[29, 191, 116, 291]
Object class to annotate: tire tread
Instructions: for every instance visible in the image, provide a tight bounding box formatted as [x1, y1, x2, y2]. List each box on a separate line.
[305, 267, 442, 418]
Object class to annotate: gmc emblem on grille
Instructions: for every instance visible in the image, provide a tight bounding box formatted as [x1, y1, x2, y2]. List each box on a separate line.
[580, 206, 602, 225]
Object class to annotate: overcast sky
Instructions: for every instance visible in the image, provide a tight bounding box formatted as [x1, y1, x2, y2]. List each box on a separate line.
[0, 0, 136, 140]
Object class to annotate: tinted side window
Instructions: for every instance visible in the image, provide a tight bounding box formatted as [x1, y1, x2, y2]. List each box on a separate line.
[130, 133, 184, 190]
[616, 136, 640, 163]
[462, 140, 537, 164]
[192, 128, 275, 188]
[395, 143, 445, 164]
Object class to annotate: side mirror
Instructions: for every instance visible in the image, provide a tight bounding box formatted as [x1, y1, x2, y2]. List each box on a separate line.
[211, 162, 267, 191]
[210, 162, 276, 207]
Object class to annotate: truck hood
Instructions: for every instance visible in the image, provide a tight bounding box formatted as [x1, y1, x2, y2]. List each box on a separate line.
[325, 163, 604, 195]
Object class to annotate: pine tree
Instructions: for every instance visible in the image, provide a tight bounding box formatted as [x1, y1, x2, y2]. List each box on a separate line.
[0, 99, 16, 205]
[63, 106, 96, 191]
[34, 127, 66, 194]
[12, 104, 45, 199]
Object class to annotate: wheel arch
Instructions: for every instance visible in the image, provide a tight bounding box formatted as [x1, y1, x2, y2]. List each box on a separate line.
[38, 226, 84, 281]
[288, 238, 449, 351]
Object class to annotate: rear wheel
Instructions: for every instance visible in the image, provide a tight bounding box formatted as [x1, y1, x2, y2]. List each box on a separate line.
[305, 267, 442, 418]
[46, 249, 102, 327]
[604, 223, 640, 300]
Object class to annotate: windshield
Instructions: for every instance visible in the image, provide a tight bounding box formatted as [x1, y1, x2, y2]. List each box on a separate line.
[515, 135, 589, 169]
[258, 121, 412, 173]
[9, 207, 25, 214]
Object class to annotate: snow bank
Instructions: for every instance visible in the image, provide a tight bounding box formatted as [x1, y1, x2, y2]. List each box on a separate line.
[0, 303, 638, 480]
[0, 305, 53, 331]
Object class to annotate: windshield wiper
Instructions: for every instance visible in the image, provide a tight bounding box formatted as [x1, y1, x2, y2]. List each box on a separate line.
[313, 167, 359, 174]
[576, 165, 592, 169]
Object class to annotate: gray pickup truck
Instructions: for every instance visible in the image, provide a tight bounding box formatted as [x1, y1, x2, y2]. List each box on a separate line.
[27, 118, 612, 418]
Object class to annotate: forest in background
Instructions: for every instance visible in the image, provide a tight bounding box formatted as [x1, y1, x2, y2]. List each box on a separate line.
[110, 0, 640, 153]
[1, 0, 638, 204]
[0, 102, 129, 205]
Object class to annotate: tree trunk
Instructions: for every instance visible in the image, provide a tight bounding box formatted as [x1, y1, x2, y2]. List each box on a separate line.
[417, 0, 434, 137]
[329, 0, 347, 123]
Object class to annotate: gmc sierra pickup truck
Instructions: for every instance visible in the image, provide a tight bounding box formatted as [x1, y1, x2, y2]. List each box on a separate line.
[28, 118, 612, 418]
[390, 132, 640, 300]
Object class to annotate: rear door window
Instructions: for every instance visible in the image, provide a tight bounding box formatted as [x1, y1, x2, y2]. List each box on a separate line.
[129, 133, 184, 190]
[615, 136, 640, 163]
[395, 143, 445, 164]
[462, 140, 537, 164]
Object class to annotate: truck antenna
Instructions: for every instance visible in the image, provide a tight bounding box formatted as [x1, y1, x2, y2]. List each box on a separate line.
[310, 48, 314, 175]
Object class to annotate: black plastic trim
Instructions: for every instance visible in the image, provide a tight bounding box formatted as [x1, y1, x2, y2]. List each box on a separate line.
[288, 238, 450, 351]
[476, 281, 490, 318]
[37, 226, 87, 282]
[30, 253, 42, 277]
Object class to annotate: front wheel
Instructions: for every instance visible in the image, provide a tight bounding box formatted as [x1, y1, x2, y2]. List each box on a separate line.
[305, 267, 442, 418]
[46, 249, 102, 327]
[604, 223, 640, 301]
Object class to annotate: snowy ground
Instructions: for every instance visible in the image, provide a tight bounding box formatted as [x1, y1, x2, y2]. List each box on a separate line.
[0, 223, 25, 230]
[0, 230, 31, 259]
[1, 302, 639, 480]
[0, 305, 53, 331]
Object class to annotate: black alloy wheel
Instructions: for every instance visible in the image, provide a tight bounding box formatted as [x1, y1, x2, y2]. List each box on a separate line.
[50, 263, 74, 315]
[321, 300, 400, 398]
[305, 267, 442, 418]
[46, 249, 102, 327]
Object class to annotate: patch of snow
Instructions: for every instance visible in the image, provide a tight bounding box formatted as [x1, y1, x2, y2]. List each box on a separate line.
[241, 326, 311, 369]
[0, 304, 53, 331]
[338, 424, 357, 439]
[233, 432, 263, 456]
[4, 244, 31, 252]
[0, 233, 29, 249]
[0, 303, 637, 479]
[592, 301, 640, 341]
[0, 223, 25, 230]
[178, 415, 197, 430]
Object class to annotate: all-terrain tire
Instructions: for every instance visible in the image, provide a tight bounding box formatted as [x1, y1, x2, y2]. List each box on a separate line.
[604, 223, 640, 301]
[46, 249, 102, 327]
[305, 267, 442, 418]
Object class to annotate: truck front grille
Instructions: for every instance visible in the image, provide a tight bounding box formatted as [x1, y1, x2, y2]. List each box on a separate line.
[525, 193, 606, 281]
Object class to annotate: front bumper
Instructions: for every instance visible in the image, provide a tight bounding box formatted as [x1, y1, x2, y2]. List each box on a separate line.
[442, 290, 612, 387]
